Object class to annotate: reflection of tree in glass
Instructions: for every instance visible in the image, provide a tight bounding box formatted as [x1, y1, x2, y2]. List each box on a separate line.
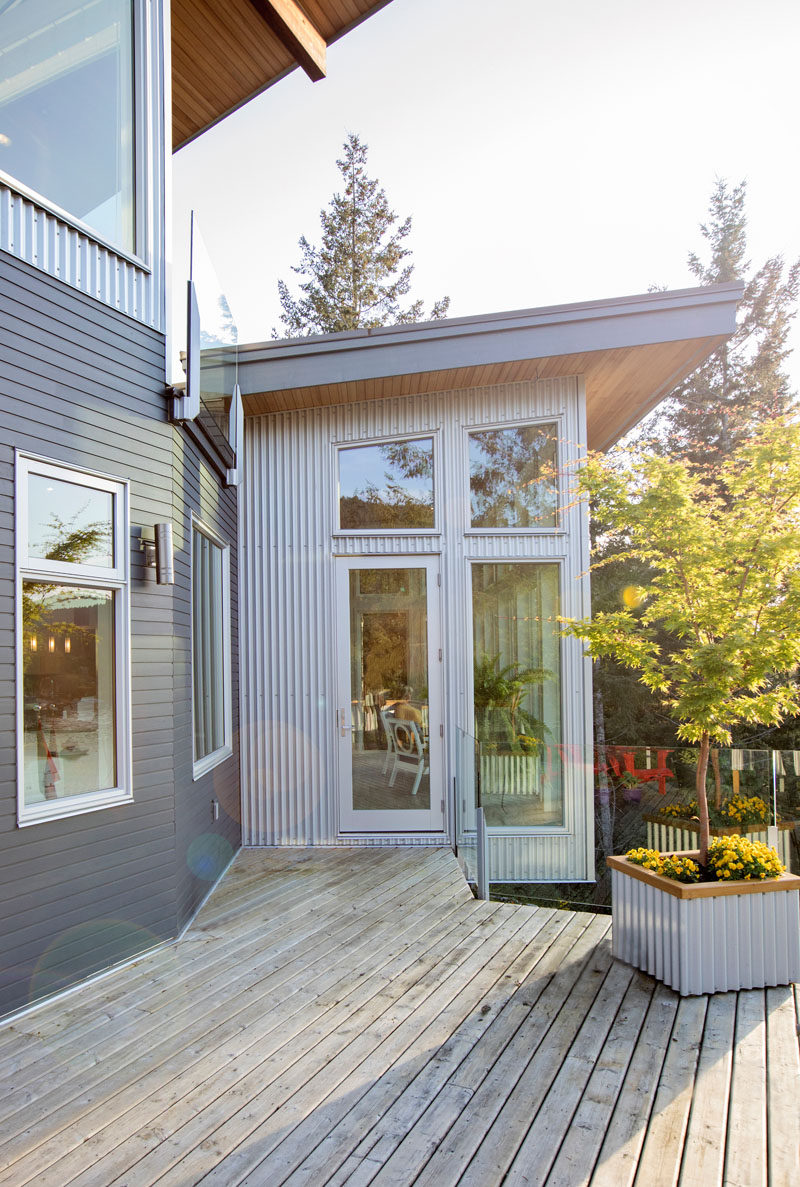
[23, 515, 110, 653]
[470, 426, 558, 527]
[362, 612, 409, 698]
[341, 441, 434, 529]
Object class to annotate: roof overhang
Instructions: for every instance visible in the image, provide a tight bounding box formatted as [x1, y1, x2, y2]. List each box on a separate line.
[171, 1, 394, 149]
[222, 283, 742, 450]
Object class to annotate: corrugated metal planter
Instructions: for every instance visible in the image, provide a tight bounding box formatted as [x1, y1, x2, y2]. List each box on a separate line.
[643, 813, 796, 868]
[607, 854, 800, 996]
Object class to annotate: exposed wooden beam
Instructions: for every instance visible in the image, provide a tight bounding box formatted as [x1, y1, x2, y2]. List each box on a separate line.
[248, 0, 327, 81]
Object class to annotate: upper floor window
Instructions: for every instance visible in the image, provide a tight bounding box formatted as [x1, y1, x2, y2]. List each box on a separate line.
[337, 436, 436, 531]
[0, 0, 135, 251]
[17, 455, 131, 825]
[468, 422, 559, 529]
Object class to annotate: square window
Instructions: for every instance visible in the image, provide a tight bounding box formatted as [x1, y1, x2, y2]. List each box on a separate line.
[468, 423, 559, 529]
[338, 437, 435, 530]
[192, 520, 232, 777]
[17, 455, 131, 825]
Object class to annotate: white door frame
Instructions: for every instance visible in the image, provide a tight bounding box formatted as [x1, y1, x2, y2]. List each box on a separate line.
[335, 555, 445, 834]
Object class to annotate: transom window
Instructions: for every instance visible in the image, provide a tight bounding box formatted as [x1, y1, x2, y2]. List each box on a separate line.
[192, 518, 232, 778]
[17, 455, 131, 825]
[337, 437, 435, 531]
[468, 422, 559, 529]
[0, 0, 136, 251]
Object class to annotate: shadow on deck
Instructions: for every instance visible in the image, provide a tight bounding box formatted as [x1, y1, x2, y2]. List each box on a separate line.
[0, 847, 798, 1185]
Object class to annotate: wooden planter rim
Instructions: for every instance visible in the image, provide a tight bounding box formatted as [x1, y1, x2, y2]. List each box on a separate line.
[607, 853, 800, 900]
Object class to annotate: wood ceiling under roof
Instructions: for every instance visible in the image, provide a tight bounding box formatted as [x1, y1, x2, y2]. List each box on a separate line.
[172, 0, 393, 149]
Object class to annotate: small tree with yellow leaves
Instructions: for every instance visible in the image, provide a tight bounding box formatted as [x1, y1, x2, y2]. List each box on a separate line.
[564, 419, 800, 865]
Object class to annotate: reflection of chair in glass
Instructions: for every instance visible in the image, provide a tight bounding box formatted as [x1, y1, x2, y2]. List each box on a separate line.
[385, 718, 428, 796]
[380, 707, 396, 774]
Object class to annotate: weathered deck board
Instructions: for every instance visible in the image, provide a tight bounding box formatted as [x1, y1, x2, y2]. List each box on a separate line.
[0, 847, 796, 1187]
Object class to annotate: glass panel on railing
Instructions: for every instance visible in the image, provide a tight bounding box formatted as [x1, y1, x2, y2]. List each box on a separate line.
[191, 215, 238, 443]
[454, 726, 479, 884]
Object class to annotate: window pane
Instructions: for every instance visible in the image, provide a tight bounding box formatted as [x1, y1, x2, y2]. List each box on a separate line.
[0, 0, 135, 249]
[469, 424, 558, 528]
[339, 438, 434, 529]
[22, 583, 117, 805]
[193, 529, 227, 762]
[472, 563, 562, 826]
[347, 567, 430, 811]
[28, 473, 114, 567]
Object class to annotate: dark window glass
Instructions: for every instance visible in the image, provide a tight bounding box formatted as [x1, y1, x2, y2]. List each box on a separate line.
[22, 583, 117, 804]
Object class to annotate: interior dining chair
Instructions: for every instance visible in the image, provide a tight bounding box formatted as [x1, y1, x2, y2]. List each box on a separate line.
[385, 717, 428, 796]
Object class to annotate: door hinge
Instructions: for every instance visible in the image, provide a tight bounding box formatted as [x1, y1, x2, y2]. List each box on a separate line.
[441, 799, 445, 813]
[439, 723, 444, 738]
[437, 572, 441, 587]
[438, 648, 442, 662]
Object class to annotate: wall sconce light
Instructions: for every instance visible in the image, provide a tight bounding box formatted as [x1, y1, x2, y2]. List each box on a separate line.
[141, 523, 175, 585]
[30, 637, 37, 652]
[64, 637, 71, 654]
[48, 637, 55, 653]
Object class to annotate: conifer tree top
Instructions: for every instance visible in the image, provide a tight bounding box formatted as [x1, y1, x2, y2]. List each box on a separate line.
[274, 134, 450, 337]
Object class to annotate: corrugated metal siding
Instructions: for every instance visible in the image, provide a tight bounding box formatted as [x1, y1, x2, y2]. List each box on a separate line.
[0, 0, 166, 331]
[240, 379, 594, 878]
[0, 252, 239, 1018]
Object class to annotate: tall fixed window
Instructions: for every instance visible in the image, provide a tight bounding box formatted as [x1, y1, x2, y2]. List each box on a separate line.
[192, 519, 232, 778]
[337, 436, 436, 530]
[468, 422, 559, 529]
[17, 455, 131, 825]
[472, 563, 562, 827]
[0, 0, 135, 251]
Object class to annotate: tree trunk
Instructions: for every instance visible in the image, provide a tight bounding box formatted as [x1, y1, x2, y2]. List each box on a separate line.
[711, 747, 722, 808]
[593, 667, 613, 904]
[696, 731, 711, 865]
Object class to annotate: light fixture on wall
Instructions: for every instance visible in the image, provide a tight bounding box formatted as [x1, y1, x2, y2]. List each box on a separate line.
[48, 637, 55, 653]
[141, 523, 175, 585]
[29, 637, 37, 652]
[64, 637, 71, 654]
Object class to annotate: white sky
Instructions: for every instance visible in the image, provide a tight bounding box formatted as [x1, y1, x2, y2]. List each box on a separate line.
[172, 0, 800, 388]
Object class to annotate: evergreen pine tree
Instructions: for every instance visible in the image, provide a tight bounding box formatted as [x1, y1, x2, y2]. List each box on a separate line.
[647, 179, 799, 468]
[274, 134, 450, 337]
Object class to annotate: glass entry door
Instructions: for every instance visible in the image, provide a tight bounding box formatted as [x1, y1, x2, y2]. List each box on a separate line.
[335, 557, 444, 833]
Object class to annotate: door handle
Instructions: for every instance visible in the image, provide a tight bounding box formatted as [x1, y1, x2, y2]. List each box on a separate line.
[339, 708, 352, 737]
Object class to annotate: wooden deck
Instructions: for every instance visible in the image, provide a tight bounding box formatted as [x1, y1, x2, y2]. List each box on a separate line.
[0, 847, 798, 1186]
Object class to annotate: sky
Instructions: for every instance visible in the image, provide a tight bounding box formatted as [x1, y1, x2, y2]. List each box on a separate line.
[172, 0, 800, 388]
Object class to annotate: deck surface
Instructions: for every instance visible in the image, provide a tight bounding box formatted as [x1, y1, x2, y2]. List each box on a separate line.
[0, 847, 798, 1186]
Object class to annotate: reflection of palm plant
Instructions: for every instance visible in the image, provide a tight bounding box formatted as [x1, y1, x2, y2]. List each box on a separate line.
[474, 653, 550, 754]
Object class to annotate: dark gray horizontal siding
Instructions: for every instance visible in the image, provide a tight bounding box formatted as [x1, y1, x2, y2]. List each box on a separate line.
[0, 252, 236, 1018]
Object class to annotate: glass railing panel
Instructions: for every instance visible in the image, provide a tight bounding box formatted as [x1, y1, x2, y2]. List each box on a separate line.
[454, 726, 479, 884]
[192, 215, 238, 445]
[485, 743, 800, 913]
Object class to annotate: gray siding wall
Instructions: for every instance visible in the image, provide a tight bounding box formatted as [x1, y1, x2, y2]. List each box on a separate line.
[0, 252, 240, 1019]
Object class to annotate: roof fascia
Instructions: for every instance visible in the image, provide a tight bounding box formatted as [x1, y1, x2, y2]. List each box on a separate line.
[230, 283, 742, 396]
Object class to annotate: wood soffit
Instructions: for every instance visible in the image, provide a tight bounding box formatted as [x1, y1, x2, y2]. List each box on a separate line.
[237, 335, 729, 452]
[172, 1, 392, 148]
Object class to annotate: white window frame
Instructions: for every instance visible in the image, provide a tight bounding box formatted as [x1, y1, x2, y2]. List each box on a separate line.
[333, 431, 441, 536]
[16, 453, 132, 826]
[464, 416, 564, 534]
[191, 515, 233, 780]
